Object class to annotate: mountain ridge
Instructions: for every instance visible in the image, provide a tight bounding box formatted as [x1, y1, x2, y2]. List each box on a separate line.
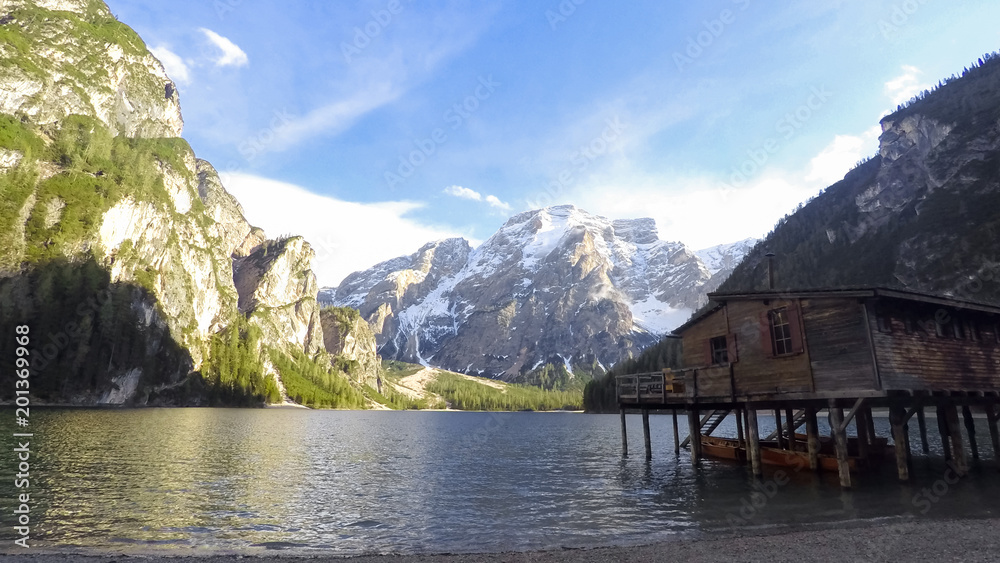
[329, 205, 754, 380]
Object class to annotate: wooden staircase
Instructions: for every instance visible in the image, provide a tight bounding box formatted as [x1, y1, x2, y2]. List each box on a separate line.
[763, 409, 807, 441]
[680, 409, 731, 448]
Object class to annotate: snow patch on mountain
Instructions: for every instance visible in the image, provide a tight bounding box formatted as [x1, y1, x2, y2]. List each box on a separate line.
[696, 238, 758, 276]
[327, 205, 754, 378]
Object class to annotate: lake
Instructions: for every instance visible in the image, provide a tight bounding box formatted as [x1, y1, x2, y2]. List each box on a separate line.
[1, 408, 999, 556]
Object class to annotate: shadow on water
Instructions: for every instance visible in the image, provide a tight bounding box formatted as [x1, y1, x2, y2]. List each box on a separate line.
[0, 409, 998, 555]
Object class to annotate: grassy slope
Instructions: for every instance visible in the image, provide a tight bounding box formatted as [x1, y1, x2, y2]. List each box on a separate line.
[381, 360, 584, 411]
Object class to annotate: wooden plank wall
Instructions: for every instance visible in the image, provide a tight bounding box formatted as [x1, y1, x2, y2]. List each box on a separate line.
[695, 365, 732, 398]
[801, 298, 878, 392]
[728, 299, 813, 396]
[680, 308, 728, 369]
[869, 300, 1000, 391]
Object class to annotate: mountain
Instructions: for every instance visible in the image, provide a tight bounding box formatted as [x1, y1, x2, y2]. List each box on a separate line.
[0, 0, 362, 406]
[331, 205, 752, 380]
[695, 237, 758, 292]
[720, 53, 1000, 302]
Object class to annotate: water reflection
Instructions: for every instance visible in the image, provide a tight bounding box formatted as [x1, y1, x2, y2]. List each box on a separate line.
[0, 409, 997, 555]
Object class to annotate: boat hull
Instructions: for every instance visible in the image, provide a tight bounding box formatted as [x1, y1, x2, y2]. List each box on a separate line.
[697, 435, 885, 472]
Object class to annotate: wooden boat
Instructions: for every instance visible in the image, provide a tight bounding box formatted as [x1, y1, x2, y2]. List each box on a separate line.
[700, 435, 746, 461]
[697, 433, 889, 472]
[759, 444, 857, 472]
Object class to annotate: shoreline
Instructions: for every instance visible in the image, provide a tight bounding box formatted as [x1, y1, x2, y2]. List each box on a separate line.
[0, 404, 585, 413]
[3, 517, 999, 562]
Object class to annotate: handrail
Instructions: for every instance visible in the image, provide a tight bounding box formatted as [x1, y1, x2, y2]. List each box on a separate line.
[616, 372, 676, 403]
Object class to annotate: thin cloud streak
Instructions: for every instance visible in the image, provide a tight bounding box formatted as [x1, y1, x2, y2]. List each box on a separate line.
[443, 185, 511, 210]
[199, 28, 249, 67]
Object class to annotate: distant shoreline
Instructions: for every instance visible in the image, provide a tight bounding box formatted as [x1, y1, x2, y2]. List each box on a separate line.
[3, 517, 998, 562]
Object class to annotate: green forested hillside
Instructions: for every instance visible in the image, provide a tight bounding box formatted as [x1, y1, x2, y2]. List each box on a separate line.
[427, 372, 583, 411]
[721, 53, 1000, 303]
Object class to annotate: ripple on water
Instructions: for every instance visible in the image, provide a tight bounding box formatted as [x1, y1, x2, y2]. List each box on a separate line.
[2, 409, 1000, 555]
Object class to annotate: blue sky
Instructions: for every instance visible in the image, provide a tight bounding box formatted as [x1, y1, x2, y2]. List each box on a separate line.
[106, 0, 1000, 286]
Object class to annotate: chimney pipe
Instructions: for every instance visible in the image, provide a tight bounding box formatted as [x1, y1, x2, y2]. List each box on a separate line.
[765, 252, 776, 290]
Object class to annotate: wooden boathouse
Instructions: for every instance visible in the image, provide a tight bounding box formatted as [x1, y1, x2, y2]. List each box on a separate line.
[617, 287, 1000, 487]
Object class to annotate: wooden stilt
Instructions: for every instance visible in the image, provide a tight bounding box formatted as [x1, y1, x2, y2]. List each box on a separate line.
[806, 407, 820, 472]
[917, 406, 930, 454]
[747, 407, 762, 477]
[987, 404, 1000, 466]
[829, 402, 852, 488]
[735, 407, 745, 448]
[688, 408, 702, 465]
[904, 420, 913, 467]
[946, 404, 968, 475]
[672, 409, 680, 455]
[744, 409, 754, 469]
[774, 409, 786, 449]
[642, 408, 652, 460]
[864, 406, 878, 445]
[963, 406, 979, 461]
[620, 408, 628, 457]
[856, 408, 871, 462]
[937, 405, 952, 461]
[890, 406, 910, 481]
[785, 407, 798, 451]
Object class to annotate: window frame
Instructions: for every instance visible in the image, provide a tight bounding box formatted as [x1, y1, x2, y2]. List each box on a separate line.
[709, 335, 729, 365]
[876, 310, 893, 333]
[769, 308, 795, 357]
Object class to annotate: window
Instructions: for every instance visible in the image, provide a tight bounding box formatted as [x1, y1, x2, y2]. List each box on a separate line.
[876, 310, 892, 333]
[934, 311, 954, 338]
[968, 321, 980, 342]
[953, 319, 966, 340]
[710, 335, 729, 365]
[769, 308, 794, 356]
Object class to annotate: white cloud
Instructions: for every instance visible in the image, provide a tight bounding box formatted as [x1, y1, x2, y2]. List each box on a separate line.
[253, 5, 499, 153]
[199, 28, 249, 68]
[804, 126, 881, 185]
[269, 82, 402, 152]
[222, 173, 469, 286]
[442, 185, 511, 210]
[884, 65, 931, 106]
[443, 185, 482, 201]
[572, 172, 819, 250]
[566, 121, 884, 250]
[484, 194, 512, 211]
[150, 45, 190, 85]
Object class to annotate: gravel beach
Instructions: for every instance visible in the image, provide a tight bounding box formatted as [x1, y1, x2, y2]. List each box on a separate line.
[2, 518, 998, 563]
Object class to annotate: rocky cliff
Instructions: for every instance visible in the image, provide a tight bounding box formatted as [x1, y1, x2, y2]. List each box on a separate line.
[320, 307, 381, 389]
[0, 0, 183, 138]
[0, 0, 341, 405]
[332, 205, 751, 380]
[720, 53, 1000, 303]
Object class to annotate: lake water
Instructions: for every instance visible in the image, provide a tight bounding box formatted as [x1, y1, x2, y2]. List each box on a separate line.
[1, 408, 999, 556]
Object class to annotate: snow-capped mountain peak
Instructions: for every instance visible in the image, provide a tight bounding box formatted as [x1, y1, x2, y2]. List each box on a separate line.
[326, 206, 754, 379]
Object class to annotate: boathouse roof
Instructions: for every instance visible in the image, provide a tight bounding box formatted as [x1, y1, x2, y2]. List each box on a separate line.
[673, 286, 1000, 335]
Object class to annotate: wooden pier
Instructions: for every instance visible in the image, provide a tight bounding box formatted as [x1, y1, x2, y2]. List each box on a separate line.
[617, 287, 1000, 487]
